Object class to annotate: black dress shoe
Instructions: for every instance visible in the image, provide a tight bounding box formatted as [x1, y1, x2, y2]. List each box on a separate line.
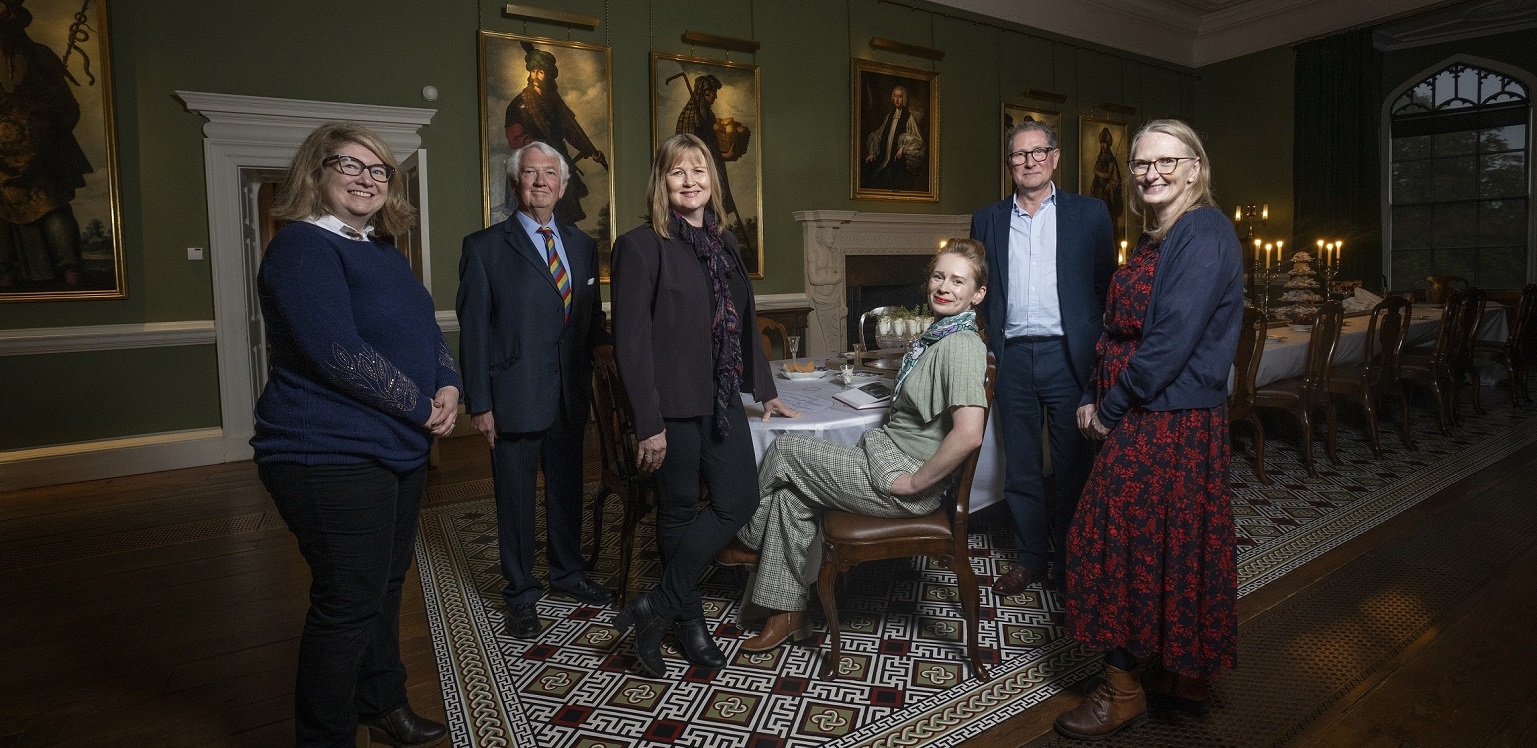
[673, 616, 727, 669]
[612, 592, 669, 677]
[551, 576, 615, 607]
[505, 601, 541, 639]
[360, 703, 447, 748]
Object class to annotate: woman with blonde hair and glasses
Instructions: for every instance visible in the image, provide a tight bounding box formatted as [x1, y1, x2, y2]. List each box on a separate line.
[1056, 119, 1243, 740]
[609, 133, 797, 677]
[255, 122, 457, 748]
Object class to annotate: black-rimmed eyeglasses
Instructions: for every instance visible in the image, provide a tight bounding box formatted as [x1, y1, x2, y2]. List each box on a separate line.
[1006, 147, 1056, 165]
[323, 154, 396, 182]
[1128, 157, 1197, 176]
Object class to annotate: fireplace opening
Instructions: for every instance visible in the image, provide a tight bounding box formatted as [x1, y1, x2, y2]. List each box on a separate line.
[845, 254, 931, 349]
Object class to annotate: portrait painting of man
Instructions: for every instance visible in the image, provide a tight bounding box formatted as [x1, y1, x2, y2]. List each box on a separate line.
[851, 59, 937, 202]
[650, 53, 762, 278]
[0, 0, 123, 302]
[480, 32, 613, 272]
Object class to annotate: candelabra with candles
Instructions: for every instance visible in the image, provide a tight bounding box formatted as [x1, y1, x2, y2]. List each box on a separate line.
[1234, 204, 1269, 303]
[1317, 239, 1343, 298]
[1255, 240, 1286, 320]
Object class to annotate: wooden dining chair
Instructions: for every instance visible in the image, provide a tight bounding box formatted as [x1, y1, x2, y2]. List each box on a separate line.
[1449, 288, 1487, 421]
[589, 344, 654, 607]
[1229, 307, 1269, 483]
[758, 316, 790, 360]
[1253, 301, 1344, 478]
[1399, 291, 1463, 435]
[1473, 283, 1537, 408]
[1326, 297, 1414, 456]
[815, 355, 997, 682]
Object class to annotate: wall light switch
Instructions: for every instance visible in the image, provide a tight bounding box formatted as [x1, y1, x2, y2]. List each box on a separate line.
[187, 247, 205, 261]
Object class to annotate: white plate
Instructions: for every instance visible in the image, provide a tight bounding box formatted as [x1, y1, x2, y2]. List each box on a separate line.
[780, 368, 825, 380]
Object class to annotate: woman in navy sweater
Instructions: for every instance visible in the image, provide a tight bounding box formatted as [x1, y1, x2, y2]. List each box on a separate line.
[253, 123, 459, 748]
[1055, 120, 1243, 740]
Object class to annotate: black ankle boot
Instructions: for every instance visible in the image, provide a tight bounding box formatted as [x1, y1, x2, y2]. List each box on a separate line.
[674, 616, 727, 669]
[613, 592, 670, 677]
[360, 703, 447, 748]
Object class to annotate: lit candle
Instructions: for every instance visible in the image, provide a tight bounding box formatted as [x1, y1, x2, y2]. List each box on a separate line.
[1265, 243, 1272, 269]
[1335, 240, 1342, 268]
[1276, 240, 1285, 259]
[1326, 242, 1335, 268]
[1118, 240, 1127, 266]
[1234, 206, 1243, 222]
[1261, 204, 1269, 221]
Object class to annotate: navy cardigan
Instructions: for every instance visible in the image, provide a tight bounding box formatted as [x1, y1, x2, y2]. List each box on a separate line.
[1087, 206, 1244, 430]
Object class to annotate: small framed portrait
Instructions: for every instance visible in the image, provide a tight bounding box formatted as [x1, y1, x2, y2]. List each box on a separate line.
[1079, 116, 1130, 245]
[851, 59, 938, 202]
[651, 53, 764, 278]
[1001, 104, 1062, 198]
[0, 0, 124, 302]
[479, 31, 615, 275]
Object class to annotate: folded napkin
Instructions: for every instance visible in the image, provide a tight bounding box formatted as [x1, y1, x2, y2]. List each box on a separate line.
[1341, 287, 1384, 312]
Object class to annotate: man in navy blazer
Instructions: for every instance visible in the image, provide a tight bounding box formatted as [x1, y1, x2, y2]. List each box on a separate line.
[970, 120, 1117, 599]
[457, 142, 612, 639]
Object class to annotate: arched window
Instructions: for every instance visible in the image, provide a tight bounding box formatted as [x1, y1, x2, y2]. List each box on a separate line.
[1386, 60, 1530, 289]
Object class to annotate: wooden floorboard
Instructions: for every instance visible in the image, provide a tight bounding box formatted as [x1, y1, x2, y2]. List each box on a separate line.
[3, 430, 1535, 746]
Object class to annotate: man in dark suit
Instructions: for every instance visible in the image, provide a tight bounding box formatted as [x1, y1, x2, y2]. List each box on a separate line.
[457, 141, 612, 639]
[970, 120, 1117, 599]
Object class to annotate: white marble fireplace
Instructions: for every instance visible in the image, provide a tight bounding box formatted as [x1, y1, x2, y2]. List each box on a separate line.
[793, 210, 971, 357]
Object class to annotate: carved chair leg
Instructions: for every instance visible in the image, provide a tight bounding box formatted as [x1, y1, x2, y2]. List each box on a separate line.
[948, 551, 990, 682]
[817, 550, 846, 680]
[1250, 416, 1270, 484]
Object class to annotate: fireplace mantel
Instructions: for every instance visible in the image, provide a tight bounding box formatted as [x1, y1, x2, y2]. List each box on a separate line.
[793, 210, 971, 356]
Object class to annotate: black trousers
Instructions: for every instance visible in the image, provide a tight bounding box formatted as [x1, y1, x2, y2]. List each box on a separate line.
[490, 411, 588, 608]
[259, 460, 427, 748]
[651, 399, 759, 621]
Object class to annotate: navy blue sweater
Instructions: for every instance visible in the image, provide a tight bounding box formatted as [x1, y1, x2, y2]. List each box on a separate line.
[251, 222, 461, 471]
[1087, 206, 1244, 430]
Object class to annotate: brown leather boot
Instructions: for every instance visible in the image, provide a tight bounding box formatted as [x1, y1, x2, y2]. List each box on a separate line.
[715, 538, 759, 568]
[1144, 663, 1210, 715]
[1054, 664, 1148, 740]
[741, 610, 812, 652]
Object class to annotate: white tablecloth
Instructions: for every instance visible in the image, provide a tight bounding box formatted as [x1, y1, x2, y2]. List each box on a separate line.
[743, 363, 1008, 511]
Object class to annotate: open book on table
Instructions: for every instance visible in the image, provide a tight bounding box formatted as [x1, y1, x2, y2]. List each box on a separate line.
[833, 381, 893, 410]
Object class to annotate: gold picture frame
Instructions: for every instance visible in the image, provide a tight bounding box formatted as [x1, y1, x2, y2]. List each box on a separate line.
[1079, 116, 1130, 246]
[0, 0, 124, 302]
[478, 31, 615, 277]
[851, 59, 938, 202]
[1001, 104, 1062, 199]
[651, 52, 764, 279]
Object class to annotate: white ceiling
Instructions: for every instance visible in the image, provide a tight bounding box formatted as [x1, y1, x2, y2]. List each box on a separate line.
[928, 0, 1455, 67]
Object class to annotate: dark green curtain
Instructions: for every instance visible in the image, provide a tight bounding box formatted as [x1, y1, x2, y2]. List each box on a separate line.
[1293, 30, 1384, 289]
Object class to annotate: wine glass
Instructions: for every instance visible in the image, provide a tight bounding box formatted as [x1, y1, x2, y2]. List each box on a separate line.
[787, 335, 801, 361]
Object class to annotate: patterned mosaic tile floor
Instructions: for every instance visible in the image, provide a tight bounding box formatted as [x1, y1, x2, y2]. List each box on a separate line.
[417, 397, 1537, 748]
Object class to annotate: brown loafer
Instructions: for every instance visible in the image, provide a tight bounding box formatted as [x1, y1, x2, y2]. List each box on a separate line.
[715, 538, 760, 568]
[741, 610, 812, 652]
[993, 564, 1045, 597]
[1054, 663, 1148, 740]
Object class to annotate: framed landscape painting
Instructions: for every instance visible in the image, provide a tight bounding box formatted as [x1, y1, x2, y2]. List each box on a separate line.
[0, 0, 124, 302]
[1001, 104, 1061, 198]
[651, 52, 763, 278]
[851, 59, 938, 202]
[479, 31, 615, 277]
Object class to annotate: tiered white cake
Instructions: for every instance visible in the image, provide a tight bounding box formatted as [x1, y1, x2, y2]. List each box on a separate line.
[1278, 251, 1323, 321]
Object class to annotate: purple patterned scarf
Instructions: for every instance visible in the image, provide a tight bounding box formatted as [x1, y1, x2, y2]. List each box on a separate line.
[673, 209, 743, 437]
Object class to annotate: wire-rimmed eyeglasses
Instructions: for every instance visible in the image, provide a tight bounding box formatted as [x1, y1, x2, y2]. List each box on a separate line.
[323, 154, 396, 182]
[1128, 157, 1197, 176]
[1006, 147, 1057, 166]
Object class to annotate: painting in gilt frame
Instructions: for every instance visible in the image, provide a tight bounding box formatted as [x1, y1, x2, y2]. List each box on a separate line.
[1001, 104, 1062, 199]
[1079, 116, 1131, 246]
[651, 52, 763, 278]
[851, 59, 938, 202]
[0, 0, 123, 302]
[479, 31, 615, 278]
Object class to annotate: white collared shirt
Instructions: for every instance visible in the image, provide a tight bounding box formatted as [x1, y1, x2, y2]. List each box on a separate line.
[305, 214, 375, 241]
[1005, 183, 1062, 338]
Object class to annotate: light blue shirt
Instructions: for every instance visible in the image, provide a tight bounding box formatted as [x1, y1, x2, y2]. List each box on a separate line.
[1005, 183, 1062, 338]
[516, 210, 570, 273]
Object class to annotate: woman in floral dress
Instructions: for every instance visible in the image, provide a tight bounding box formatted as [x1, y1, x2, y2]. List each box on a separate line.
[1055, 119, 1245, 741]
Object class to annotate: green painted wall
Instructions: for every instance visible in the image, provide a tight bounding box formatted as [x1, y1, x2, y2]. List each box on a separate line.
[1194, 44, 1295, 257]
[4, 0, 1196, 451]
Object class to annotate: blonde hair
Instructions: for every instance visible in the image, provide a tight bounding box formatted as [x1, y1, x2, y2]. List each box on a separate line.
[1128, 119, 1216, 243]
[932, 238, 988, 290]
[271, 122, 417, 237]
[645, 134, 727, 239]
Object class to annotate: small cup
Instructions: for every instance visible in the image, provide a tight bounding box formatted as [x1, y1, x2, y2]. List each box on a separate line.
[840, 364, 856, 387]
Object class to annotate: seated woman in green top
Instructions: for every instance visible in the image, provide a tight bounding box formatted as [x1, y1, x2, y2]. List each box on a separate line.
[718, 238, 990, 651]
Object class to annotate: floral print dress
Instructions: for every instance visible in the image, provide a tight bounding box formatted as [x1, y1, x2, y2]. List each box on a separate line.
[1064, 237, 1239, 678]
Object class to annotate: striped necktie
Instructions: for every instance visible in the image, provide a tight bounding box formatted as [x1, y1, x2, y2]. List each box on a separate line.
[538, 226, 572, 321]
